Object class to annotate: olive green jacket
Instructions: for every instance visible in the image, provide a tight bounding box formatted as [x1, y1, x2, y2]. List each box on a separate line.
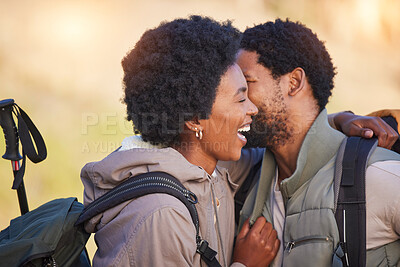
[238, 110, 400, 267]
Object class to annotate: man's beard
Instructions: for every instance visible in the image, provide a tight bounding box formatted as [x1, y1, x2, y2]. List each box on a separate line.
[243, 97, 293, 150]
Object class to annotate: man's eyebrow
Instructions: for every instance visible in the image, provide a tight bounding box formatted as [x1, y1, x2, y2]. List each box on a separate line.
[234, 87, 247, 96]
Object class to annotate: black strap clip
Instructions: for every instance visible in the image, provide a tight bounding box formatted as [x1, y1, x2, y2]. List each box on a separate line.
[197, 239, 221, 267]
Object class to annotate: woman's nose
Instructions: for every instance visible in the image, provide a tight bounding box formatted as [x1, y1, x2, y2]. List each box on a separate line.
[247, 100, 258, 116]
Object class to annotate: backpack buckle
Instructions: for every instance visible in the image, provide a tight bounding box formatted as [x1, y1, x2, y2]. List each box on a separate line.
[197, 239, 209, 254]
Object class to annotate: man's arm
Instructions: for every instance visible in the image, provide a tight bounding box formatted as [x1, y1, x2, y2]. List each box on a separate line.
[221, 110, 399, 188]
[329, 111, 399, 149]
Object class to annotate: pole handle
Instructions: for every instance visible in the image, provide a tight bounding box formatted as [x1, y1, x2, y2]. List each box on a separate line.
[0, 99, 22, 161]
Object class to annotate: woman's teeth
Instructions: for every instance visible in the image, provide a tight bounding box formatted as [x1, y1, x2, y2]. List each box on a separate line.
[238, 125, 250, 133]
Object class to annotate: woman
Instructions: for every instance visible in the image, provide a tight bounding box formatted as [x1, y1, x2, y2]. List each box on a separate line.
[82, 16, 278, 267]
[81, 15, 398, 267]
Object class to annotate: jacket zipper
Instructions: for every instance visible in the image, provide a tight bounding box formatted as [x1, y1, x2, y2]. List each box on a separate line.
[22, 251, 57, 267]
[86, 176, 196, 212]
[285, 236, 332, 253]
[205, 171, 227, 267]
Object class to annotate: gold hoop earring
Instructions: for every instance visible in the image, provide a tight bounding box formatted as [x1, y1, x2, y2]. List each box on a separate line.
[195, 129, 203, 140]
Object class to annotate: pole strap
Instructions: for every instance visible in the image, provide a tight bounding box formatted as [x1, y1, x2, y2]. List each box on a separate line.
[11, 104, 47, 189]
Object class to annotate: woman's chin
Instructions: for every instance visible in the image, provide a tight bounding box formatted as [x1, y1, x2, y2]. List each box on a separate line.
[230, 153, 241, 161]
[219, 149, 242, 162]
[212, 140, 244, 162]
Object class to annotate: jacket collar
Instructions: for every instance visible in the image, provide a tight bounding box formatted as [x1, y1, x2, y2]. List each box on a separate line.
[250, 109, 345, 224]
[83, 135, 232, 192]
[279, 109, 345, 200]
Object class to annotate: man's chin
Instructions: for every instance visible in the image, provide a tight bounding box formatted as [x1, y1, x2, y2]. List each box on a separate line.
[243, 121, 292, 149]
[242, 130, 268, 148]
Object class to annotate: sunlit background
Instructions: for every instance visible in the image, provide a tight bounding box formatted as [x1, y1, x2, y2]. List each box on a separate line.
[1, 0, 399, 260]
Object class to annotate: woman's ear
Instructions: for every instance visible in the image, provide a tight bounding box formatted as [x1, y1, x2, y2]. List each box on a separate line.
[185, 120, 204, 140]
[289, 67, 306, 96]
[185, 121, 203, 133]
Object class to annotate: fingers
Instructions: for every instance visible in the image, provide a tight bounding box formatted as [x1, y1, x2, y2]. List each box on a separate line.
[380, 123, 398, 149]
[367, 117, 398, 148]
[249, 216, 267, 233]
[263, 222, 278, 250]
[240, 216, 278, 246]
[354, 116, 398, 149]
[237, 217, 269, 240]
[261, 228, 278, 256]
[361, 129, 373, 138]
[233, 216, 280, 266]
[272, 238, 280, 255]
[236, 218, 250, 240]
[253, 217, 278, 251]
[260, 219, 273, 239]
[354, 118, 385, 139]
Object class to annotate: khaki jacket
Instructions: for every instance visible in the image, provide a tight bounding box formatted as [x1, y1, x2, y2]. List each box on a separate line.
[81, 138, 263, 267]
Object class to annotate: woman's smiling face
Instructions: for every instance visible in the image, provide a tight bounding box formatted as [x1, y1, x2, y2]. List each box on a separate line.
[199, 63, 258, 161]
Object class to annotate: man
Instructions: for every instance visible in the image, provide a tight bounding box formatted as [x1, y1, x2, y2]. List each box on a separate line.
[230, 19, 400, 266]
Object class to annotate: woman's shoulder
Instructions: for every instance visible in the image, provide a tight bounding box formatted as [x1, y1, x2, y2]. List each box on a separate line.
[100, 193, 197, 249]
[126, 193, 196, 224]
[94, 193, 198, 266]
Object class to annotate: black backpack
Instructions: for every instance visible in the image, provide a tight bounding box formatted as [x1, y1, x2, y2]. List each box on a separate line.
[332, 136, 376, 267]
[0, 198, 91, 267]
[0, 99, 91, 266]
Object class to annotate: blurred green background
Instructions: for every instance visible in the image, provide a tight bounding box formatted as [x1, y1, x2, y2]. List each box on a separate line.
[1, 0, 399, 260]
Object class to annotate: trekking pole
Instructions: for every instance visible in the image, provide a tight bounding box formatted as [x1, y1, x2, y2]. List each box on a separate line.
[0, 99, 28, 215]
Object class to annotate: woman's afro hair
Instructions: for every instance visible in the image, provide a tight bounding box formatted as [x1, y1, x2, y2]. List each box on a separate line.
[241, 18, 336, 111]
[122, 15, 241, 146]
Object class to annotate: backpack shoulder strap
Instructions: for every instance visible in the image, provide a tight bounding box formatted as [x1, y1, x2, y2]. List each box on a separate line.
[75, 171, 198, 226]
[75, 171, 221, 267]
[334, 137, 378, 267]
[381, 116, 400, 153]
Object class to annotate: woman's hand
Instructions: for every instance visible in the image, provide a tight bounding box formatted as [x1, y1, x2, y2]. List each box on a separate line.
[333, 112, 399, 149]
[233, 217, 280, 267]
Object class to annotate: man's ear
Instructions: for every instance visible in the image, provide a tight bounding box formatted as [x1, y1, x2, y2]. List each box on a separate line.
[289, 67, 306, 96]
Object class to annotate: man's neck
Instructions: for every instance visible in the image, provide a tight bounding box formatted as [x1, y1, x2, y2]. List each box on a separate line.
[272, 136, 305, 184]
[272, 111, 319, 184]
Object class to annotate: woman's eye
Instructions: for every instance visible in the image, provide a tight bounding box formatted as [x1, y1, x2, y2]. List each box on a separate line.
[246, 80, 255, 83]
[239, 99, 246, 103]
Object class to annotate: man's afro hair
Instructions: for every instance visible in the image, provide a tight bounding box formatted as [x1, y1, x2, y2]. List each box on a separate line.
[241, 18, 336, 111]
[122, 15, 241, 146]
